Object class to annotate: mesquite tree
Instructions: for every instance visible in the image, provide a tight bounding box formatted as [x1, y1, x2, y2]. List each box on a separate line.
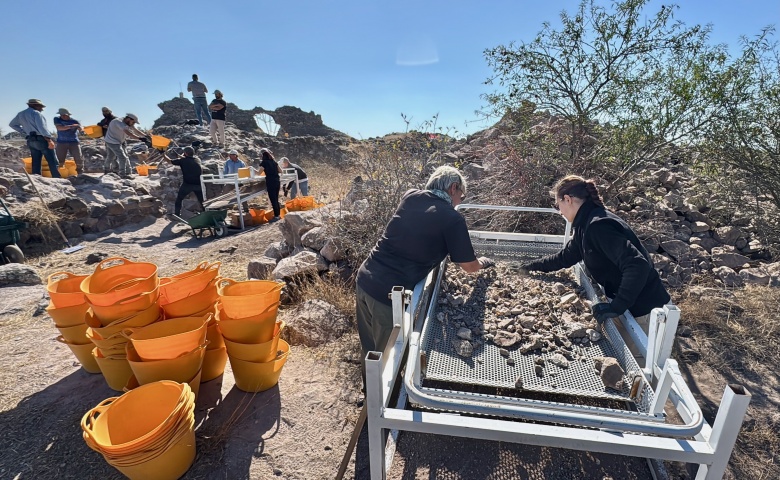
[483, 0, 724, 184]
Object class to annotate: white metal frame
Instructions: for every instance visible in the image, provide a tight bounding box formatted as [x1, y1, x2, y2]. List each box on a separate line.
[199, 168, 298, 229]
[364, 204, 751, 480]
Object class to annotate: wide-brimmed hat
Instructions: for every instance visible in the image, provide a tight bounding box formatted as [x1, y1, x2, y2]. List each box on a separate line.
[228, 149, 239, 155]
[27, 99, 45, 107]
[125, 113, 139, 123]
[214, 89, 223, 95]
[58, 108, 71, 116]
[101, 106, 112, 113]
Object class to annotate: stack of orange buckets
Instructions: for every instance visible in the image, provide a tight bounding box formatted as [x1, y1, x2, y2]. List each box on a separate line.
[80, 258, 161, 391]
[47, 272, 101, 374]
[216, 279, 290, 392]
[81, 380, 197, 480]
[158, 262, 227, 383]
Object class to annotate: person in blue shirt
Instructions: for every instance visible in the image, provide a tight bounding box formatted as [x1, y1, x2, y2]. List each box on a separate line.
[53, 108, 84, 174]
[223, 149, 246, 176]
[8, 99, 61, 177]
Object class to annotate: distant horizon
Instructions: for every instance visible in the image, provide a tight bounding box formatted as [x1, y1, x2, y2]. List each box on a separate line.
[1, 0, 777, 140]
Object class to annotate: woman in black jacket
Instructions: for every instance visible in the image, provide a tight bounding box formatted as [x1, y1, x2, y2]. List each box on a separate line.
[522, 175, 670, 324]
[259, 148, 282, 221]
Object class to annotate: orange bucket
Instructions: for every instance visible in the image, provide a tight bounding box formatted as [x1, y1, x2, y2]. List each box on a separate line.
[159, 261, 221, 305]
[92, 349, 134, 392]
[47, 272, 88, 308]
[201, 346, 227, 382]
[89, 284, 160, 325]
[57, 335, 101, 373]
[85, 304, 162, 338]
[86, 328, 129, 351]
[57, 322, 89, 344]
[229, 339, 290, 393]
[127, 315, 209, 361]
[47, 301, 89, 328]
[205, 315, 224, 350]
[216, 302, 278, 343]
[126, 341, 207, 385]
[83, 125, 103, 138]
[81, 257, 159, 306]
[217, 278, 283, 320]
[223, 321, 285, 363]
[161, 278, 219, 318]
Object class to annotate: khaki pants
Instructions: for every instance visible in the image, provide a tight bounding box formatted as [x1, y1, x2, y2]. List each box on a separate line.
[56, 142, 83, 173]
[209, 119, 225, 145]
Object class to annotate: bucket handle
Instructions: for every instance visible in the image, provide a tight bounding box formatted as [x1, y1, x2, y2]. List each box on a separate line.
[47, 271, 79, 286]
[119, 328, 137, 341]
[216, 277, 236, 292]
[55, 335, 70, 345]
[93, 257, 133, 273]
[80, 397, 118, 437]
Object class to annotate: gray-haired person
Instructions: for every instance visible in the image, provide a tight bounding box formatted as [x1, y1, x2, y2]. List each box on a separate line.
[280, 157, 308, 198]
[103, 113, 147, 177]
[355, 165, 495, 377]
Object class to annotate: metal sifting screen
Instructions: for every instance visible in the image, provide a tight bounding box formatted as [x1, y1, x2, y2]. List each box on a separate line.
[420, 238, 654, 411]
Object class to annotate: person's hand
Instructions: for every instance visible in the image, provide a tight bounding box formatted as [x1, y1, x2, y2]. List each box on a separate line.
[591, 303, 620, 324]
[507, 262, 530, 276]
[478, 256, 495, 269]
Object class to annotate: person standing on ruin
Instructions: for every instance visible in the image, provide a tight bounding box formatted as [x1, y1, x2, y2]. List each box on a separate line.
[103, 113, 147, 177]
[187, 74, 211, 127]
[8, 99, 61, 177]
[96, 106, 116, 137]
[259, 148, 282, 222]
[209, 90, 227, 147]
[53, 108, 85, 174]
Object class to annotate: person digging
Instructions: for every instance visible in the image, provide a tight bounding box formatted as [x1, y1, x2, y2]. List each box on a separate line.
[165, 146, 204, 218]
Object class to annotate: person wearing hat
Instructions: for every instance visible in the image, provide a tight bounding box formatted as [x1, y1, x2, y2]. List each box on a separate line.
[53, 108, 85, 174]
[103, 113, 147, 177]
[280, 157, 308, 198]
[96, 107, 116, 138]
[209, 90, 227, 147]
[187, 74, 211, 127]
[166, 146, 204, 217]
[223, 149, 246, 176]
[8, 99, 61, 177]
[259, 148, 283, 222]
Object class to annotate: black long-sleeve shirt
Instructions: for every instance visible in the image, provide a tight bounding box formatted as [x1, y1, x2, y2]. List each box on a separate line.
[171, 156, 203, 185]
[525, 200, 670, 317]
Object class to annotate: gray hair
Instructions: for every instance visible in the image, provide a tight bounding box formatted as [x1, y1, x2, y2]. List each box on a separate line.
[425, 165, 466, 195]
[280, 157, 290, 165]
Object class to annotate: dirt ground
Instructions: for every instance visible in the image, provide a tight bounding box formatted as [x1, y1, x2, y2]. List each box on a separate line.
[0, 212, 762, 479]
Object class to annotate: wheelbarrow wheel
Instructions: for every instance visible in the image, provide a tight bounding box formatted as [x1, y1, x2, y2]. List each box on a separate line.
[213, 222, 227, 238]
[3, 245, 24, 264]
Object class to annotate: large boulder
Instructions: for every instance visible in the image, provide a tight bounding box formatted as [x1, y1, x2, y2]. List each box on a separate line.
[279, 210, 324, 247]
[272, 251, 328, 280]
[247, 256, 277, 280]
[0, 264, 42, 286]
[711, 251, 750, 269]
[281, 299, 352, 347]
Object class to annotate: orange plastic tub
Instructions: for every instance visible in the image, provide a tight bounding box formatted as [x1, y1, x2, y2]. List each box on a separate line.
[201, 346, 227, 382]
[81, 257, 159, 306]
[216, 303, 279, 343]
[161, 279, 218, 318]
[57, 335, 101, 373]
[216, 278, 283, 320]
[92, 349, 133, 392]
[57, 322, 89, 344]
[89, 285, 160, 325]
[47, 301, 90, 328]
[223, 321, 285, 363]
[128, 315, 209, 361]
[151, 135, 172, 150]
[229, 339, 290, 393]
[83, 125, 103, 138]
[159, 262, 221, 306]
[126, 341, 207, 385]
[85, 304, 162, 338]
[47, 271, 88, 308]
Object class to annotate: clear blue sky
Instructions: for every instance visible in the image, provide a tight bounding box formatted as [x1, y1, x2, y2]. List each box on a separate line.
[1, 0, 777, 139]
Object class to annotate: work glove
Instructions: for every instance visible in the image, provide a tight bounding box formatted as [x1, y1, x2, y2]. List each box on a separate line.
[478, 256, 495, 269]
[591, 303, 620, 325]
[507, 262, 531, 276]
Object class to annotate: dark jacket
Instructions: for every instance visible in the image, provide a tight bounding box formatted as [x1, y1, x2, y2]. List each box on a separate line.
[96, 114, 116, 137]
[171, 156, 203, 185]
[525, 200, 670, 317]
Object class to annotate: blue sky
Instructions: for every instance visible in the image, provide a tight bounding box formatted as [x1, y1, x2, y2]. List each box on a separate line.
[1, 0, 777, 139]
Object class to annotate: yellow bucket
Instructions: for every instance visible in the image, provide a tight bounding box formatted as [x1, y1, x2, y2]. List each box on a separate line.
[89, 286, 160, 325]
[216, 278, 283, 320]
[47, 301, 89, 327]
[124, 368, 203, 402]
[83, 125, 103, 138]
[57, 335, 101, 374]
[126, 341, 207, 385]
[92, 349, 134, 392]
[85, 304, 162, 338]
[159, 262, 221, 306]
[161, 279, 218, 318]
[223, 321, 285, 363]
[229, 339, 290, 393]
[237, 167, 251, 178]
[57, 322, 89, 344]
[201, 346, 227, 382]
[151, 135, 171, 150]
[128, 315, 209, 362]
[205, 316, 224, 350]
[47, 271, 88, 308]
[86, 327, 130, 351]
[112, 426, 196, 480]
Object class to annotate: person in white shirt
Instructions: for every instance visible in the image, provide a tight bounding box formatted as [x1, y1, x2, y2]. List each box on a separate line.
[103, 114, 147, 177]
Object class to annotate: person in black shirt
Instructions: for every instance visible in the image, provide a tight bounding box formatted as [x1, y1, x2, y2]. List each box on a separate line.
[167, 146, 204, 217]
[356, 166, 495, 372]
[208, 90, 227, 147]
[259, 148, 282, 222]
[96, 107, 116, 137]
[520, 175, 671, 326]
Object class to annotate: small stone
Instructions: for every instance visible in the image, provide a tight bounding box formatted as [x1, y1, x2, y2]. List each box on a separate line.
[493, 330, 521, 347]
[550, 353, 570, 368]
[506, 358, 515, 366]
[514, 377, 524, 390]
[560, 293, 578, 304]
[499, 348, 510, 357]
[535, 365, 544, 376]
[587, 329, 602, 342]
[456, 327, 472, 340]
[534, 358, 546, 366]
[452, 339, 473, 357]
[594, 356, 626, 390]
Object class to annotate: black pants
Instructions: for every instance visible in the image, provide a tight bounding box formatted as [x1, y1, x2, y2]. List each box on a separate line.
[266, 177, 281, 217]
[175, 183, 204, 216]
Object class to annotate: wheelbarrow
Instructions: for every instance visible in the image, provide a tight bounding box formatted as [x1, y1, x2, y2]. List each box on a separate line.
[0, 198, 27, 263]
[170, 209, 228, 239]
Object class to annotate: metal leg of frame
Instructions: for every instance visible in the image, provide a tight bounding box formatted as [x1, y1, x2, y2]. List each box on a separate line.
[366, 351, 386, 480]
[695, 384, 751, 480]
[655, 305, 680, 372]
